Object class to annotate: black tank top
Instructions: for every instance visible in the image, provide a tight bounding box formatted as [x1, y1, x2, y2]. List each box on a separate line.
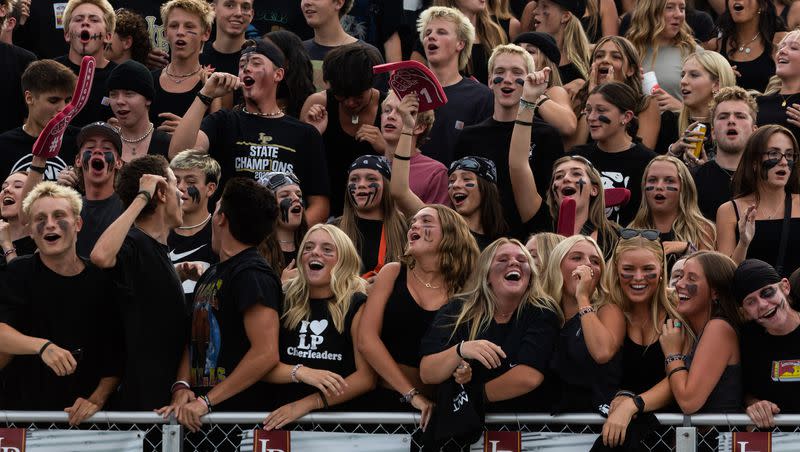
[380, 265, 439, 368]
[732, 198, 800, 277]
[620, 336, 665, 394]
[724, 45, 775, 93]
[149, 70, 204, 127]
[323, 90, 387, 217]
[685, 318, 742, 413]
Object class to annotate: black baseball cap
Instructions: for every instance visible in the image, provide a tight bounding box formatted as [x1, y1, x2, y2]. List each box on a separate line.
[77, 122, 122, 153]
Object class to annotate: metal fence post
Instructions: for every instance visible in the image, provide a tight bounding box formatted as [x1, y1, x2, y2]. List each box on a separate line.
[675, 427, 697, 452]
[162, 418, 183, 452]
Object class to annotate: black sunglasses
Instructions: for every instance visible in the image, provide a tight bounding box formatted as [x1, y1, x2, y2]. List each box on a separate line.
[619, 228, 660, 241]
[449, 157, 482, 173]
[261, 172, 300, 191]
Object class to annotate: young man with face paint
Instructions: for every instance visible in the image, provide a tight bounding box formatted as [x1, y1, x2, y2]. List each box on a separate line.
[168, 150, 221, 299]
[90, 155, 189, 410]
[157, 177, 282, 426]
[54, 0, 117, 127]
[735, 259, 800, 429]
[416, 6, 493, 166]
[692, 87, 758, 220]
[0, 60, 79, 181]
[169, 38, 331, 226]
[455, 44, 564, 239]
[0, 182, 123, 423]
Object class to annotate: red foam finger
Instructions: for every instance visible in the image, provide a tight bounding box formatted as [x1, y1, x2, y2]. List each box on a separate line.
[373, 60, 447, 112]
[604, 188, 631, 208]
[32, 56, 96, 159]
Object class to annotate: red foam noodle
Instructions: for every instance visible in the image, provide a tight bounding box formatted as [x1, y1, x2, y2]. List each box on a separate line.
[604, 187, 631, 208]
[557, 197, 577, 237]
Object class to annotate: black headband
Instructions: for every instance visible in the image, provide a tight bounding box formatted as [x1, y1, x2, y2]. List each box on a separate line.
[448, 156, 498, 184]
[734, 259, 782, 304]
[241, 39, 285, 69]
[258, 171, 301, 191]
[349, 155, 391, 180]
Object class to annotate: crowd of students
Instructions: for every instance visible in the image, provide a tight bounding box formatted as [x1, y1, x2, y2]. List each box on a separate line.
[1, 0, 800, 450]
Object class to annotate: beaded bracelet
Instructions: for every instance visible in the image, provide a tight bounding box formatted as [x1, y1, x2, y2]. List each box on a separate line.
[578, 306, 596, 317]
[664, 354, 685, 366]
[290, 363, 303, 383]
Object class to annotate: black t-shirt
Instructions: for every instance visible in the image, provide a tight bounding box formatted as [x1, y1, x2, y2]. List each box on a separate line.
[758, 93, 800, 143]
[0, 126, 79, 180]
[77, 193, 123, 259]
[189, 247, 281, 411]
[200, 41, 242, 78]
[54, 56, 116, 128]
[344, 0, 403, 51]
[692, 160, 735, 220]
[252, 0, 313, 39]
[12, 0, 67, 59]
[111, 227, 188, 410]
[147, 129, 172, 158]
[0, 254, 123, 410]
[741, 322, 800, 412]
[167, 220, 218, 302]
[0, 236, 36, 266]
[571, 142, 657, 226]
[355, 216, 382, 274]
[420, 299, 560, 412]
[0, 43, 36, 134]
[412, 38, 491, 84]
[274, 292, 367, 408]
[558, 63, 584, 85]
[454, 117, 563, 239]
[419, 78, 494, 166]
[149, 70, 204, 127]
[201, 109, 330, 198]
[303, 39, 385, 91]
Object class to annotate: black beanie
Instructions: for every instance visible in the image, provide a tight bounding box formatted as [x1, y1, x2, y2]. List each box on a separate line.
[734, 259, 782, 304]
[107, 60, 155, 100]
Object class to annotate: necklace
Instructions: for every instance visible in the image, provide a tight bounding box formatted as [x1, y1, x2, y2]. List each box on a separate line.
[763, 202, 783, 220]
[176, 214, 211, 230]
[411, 267, 441, 289]
[349, 90, 374, 125]
[278, 239, 294, 244]
[121, 123, 154, 156]
[736, 32, 760, 54]
[781, 92, 800, 107]
[165, 64, 202, 84]
[243, 106, 284, 118]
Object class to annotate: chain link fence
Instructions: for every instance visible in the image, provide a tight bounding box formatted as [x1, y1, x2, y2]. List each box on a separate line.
[3, 411, 800, 451]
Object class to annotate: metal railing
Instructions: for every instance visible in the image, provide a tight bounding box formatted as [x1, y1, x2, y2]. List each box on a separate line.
[3, 411, 800, 451]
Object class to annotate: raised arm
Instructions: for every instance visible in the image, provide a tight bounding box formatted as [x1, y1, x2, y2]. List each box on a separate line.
[574, 266, 626, 363]
[169, 72, 240, 159]
[716, 200, 753, 264]
[389, 93, 426, 217]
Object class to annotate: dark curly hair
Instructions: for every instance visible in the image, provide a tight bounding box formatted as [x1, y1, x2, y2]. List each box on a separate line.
[116, 154, 169, 218]
[114, 8, 153, 66]
[717, 0, 786, 59]
[264, 30, 315, 119]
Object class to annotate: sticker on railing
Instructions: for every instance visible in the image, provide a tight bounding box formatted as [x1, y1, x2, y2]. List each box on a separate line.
[483, 431, 520, 452]
[0, 429, 142, 451]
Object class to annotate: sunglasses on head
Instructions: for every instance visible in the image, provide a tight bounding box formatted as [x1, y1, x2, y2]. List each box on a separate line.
[261, 172, 300, 191]
[619, 228, 660, 241]
[449, 158, 482, 173]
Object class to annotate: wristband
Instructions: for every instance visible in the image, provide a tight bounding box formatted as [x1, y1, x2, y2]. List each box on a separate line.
[171, 380, 191, 394]
[137, 190, 152, 203]
[519, 98, 537, 111]
[290, 363, 303, 383]
[456, 340, 465, 359]
[196, 93, 213, 107]
[4, 248, 16, 257]
[401, 387, 419, 404]
[318, 390, 329, 409]
[198, 394, 212, 413]
[393, 154, 411, 161]
[535, 94, 550, 108]
[668, 366, 688, 378]
[39, 340, 53, 356]
[514, 119, 533, 126]
[28, 165, 46, 174]
[664, 353, 685, 366]
[578, 305, 595, 317]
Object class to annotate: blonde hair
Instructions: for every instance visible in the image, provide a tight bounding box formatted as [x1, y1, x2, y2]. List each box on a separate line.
[527, 232, 566, 273]
[488, 43, 536, 74]
[629, 156, 716, 250]
[23, 181, 83, 217]
[433, 0, 507, 61]
[626, 0, 696, 68]
[764, 30, 800, 95]
[282, 224, 367, 334]
[161, 0, 215, 32]
[169, 149, 222, 184]
[402, 205, 480, 296]
[452, 238, 563, 341]
[417, 6, 476, 71]
[603, 236, 691, 341]
[488, 0, 513, 20]
[562, 14, 591, 79]
[63, 0, 115, 34]
[541, 235, 609, 308]
[383, 91, 435, 143]
[678, 51, 736, 133]
[529, 46, 563, 87]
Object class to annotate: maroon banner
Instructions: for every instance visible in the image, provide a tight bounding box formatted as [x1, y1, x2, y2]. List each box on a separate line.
[0, 428, 26, 451]
[732, 431, 771, 452]
[253, 429, 290, 452]
[483, 431, 520, 452]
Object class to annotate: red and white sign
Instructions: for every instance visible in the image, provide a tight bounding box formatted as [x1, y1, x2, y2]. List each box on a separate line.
[483, 431, 521, 452]
[732, 432, 771, 452]
[373, 61, 447, 112]
[0, 429, 26, 452]
[253, 430, 290, 452]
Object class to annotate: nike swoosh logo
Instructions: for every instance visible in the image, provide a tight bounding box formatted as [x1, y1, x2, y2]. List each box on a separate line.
[169, 245, 207, 262]
[509, 363, 518, 368]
